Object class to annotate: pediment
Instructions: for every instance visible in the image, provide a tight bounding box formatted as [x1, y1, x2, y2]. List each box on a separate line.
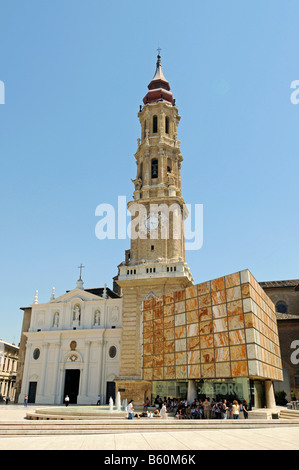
[49, 288, 104, 305]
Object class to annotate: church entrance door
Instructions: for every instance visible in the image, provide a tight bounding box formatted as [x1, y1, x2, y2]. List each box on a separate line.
[28, 381, 37, 403]
[106, 381, 115, 404]
[63, 369, 80, 404]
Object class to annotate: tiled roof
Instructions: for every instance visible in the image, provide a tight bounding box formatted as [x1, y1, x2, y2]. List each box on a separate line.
[84, 287, 121, 299]
[259, 280, 299, 289]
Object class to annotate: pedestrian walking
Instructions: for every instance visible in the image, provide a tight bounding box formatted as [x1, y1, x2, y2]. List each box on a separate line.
[221, 399, 228, 419]
[97, 395, 101, 405]
[127, 399, 134, 419]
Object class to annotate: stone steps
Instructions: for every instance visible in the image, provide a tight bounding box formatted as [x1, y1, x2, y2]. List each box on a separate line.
[1, 419, 299, 436]
[279, 409, 299, 419]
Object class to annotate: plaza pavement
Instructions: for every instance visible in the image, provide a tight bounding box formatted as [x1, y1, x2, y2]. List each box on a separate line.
[0, 404, 299, 450]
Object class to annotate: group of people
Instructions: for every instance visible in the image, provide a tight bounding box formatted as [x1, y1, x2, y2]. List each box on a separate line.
[127, 398, 168, 419]
[125, 395, 249, 420]
[174, 397, 249, 420]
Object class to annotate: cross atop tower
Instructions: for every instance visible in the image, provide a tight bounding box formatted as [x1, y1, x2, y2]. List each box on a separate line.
[77, 263, 85, 281]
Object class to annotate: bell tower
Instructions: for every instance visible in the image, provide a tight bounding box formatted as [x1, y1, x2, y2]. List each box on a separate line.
[115, 54, 193, 401]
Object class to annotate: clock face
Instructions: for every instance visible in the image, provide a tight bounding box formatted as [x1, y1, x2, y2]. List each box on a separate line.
[159, 212, 169, 229]
[144, 213, 159, 231]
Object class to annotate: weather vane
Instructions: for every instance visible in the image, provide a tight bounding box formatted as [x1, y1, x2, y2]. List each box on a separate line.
[157, 46, 162, 55]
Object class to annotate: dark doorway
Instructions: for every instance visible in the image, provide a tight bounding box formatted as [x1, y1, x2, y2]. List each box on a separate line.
[28, 381, 37, 403]
[63, 370, 80, 404]
[106, 381, 115, 404]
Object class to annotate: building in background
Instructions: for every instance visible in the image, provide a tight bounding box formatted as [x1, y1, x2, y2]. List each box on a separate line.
[260, 280, 299, 400]
[0, 340, 19, 402]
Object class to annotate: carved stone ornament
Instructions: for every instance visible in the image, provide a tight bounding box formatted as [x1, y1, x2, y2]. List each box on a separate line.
[132, 177, 142, 190]
[70, 341, 77, 351]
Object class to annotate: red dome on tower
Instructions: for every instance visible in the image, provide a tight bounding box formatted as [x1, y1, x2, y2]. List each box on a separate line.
[143, 54, 174, 105]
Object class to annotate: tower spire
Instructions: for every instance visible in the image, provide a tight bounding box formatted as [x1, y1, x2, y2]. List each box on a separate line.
[143, 52, 173, 105]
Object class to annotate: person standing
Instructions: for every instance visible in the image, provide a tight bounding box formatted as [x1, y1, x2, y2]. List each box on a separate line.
[127, 399, 134, 420]
[143, 397, 150, 411]
[24, 395, 28, 407]
[232, 400, 240, 419]
[97, 395, 101, 406]
[203, 398, 211, 419]
[64, 395, 70, 407]
[221, 399, 228, 419]
[160, 402, 168, 419]
[242, 400, 249, 419]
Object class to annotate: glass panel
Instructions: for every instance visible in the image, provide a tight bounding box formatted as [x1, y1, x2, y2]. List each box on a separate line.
[195, 378, 250, 404]
[152, 381, 188, 403]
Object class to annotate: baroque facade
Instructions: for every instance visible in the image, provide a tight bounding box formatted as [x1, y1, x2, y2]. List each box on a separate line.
[114, 54, 194, 401]
[17, 279, 121, 404]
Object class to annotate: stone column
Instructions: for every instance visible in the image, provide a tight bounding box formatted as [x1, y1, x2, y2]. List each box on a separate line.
[18, 342, 32, 402]
[101, 340, 107, 402]
[265, 380, 276, 409]
[96, 339, 103, 397]
[81, 340, 91, 397]
[52, 343, 60, 404]
[187, 380, 197, 403]
[253, 380, 263, 409]
[39, 342, 49, 397]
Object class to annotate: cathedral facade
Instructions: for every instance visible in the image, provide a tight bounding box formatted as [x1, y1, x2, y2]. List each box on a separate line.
[17, 280, 121, 404]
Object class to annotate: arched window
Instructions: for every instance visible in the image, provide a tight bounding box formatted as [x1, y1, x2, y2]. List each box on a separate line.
[275, 301, 288, 314]
[153, 115, 158, 133]
[165, 116, 169, 134]
[151, 159, 158, 178]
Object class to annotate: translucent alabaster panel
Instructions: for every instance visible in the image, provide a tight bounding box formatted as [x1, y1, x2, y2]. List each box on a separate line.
[142, 269, 283, 382]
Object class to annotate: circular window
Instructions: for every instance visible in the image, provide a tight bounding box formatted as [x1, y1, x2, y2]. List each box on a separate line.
[109, 346, 117, 358]
[276, 301, 288, 314]
[33, 348, 40, 360]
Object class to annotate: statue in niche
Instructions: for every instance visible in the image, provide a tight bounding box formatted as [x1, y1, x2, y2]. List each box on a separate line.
[111, 307, 119, 323]
[167, 174, 175, 186]
[53, 312, 59, 328]
[73, 305, 81, 324]
[94, 310, 101, 326]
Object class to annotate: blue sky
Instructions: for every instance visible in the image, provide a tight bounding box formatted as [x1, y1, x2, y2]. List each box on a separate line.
[0, 0, 298, 344]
